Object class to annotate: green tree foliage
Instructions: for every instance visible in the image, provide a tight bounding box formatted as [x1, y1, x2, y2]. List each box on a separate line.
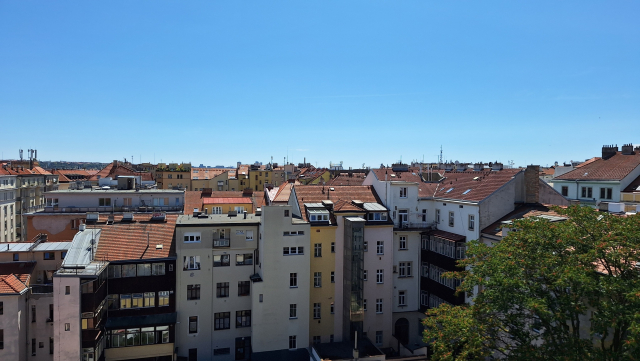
[423, 206, 640, 361]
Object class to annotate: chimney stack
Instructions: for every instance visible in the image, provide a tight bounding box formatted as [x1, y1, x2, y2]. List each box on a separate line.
[602, 145, 618, 159]
[621, 143, 635, 155]
[524, 165, 540, 204]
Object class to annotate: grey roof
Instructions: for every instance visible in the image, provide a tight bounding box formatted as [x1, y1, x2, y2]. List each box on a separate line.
[303, 203, 325, 208]
[363, 202, 387, 211]
[345, 216, 366, 222]
[177, 213, 261, 226]
[0, 242, 72, 253]
[46, 189, 183, 194]
[62, 228, 101, 268]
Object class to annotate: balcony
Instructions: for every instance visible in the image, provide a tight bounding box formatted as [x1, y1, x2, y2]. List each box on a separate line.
[40, 205, 184, 213]
[213, 239, 230, 248]
[30, 284, 54, 294]
[394, 221, 434, 230]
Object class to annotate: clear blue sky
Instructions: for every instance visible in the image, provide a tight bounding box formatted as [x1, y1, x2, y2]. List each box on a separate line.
[1, 1, 638, 168]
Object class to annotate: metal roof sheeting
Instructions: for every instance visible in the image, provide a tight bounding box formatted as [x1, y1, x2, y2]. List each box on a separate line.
[363, 203, 387, 211]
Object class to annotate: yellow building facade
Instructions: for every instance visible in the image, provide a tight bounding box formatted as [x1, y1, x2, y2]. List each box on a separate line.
[201, 198, 254, 215]
[309, 224, 337, 344]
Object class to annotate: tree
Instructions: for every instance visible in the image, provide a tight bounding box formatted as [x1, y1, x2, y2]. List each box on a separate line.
[423, 205, 640, 361]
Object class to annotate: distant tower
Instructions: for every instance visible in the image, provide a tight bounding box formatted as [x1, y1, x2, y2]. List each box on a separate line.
[439, 146, 443, 164]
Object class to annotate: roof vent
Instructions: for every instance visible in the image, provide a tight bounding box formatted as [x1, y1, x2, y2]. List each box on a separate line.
[156, 244, 163, 250]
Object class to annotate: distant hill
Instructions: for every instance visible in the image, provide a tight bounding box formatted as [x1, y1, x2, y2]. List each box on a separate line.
[38, 160, 108, 170]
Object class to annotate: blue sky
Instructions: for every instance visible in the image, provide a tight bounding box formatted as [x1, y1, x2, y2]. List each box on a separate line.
[1, 1, 638, 168]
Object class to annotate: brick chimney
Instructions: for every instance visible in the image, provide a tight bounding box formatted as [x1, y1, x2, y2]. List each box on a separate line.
[621, 143, 635, 155]
[524, 165, 540, 204]
[602, 145, 618, 160]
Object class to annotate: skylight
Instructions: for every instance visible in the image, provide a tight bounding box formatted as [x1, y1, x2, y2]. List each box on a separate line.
[462, 189, 471, 195]
[446, 188, 454, 193]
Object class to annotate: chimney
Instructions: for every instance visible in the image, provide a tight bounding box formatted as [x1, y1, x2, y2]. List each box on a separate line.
[524, 165, 540, 204]
[621, 143, 635, 155]
[491, 162, 503, 171]
[602, 145, 618, 159]
[473, 163, 484, 171]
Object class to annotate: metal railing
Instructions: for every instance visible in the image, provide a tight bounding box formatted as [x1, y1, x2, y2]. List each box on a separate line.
[40, 205, 184, 213]
[213, 239, 230, 247]
[30, 284, 53, 294]
[394, 221, 434, 229]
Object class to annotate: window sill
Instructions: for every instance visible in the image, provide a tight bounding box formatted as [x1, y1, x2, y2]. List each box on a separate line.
[290, 286, 298, 289]
[289, 317, 297, 319]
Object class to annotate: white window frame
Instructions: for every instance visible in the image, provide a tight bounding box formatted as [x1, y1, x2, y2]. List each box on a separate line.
[212, 206, 222, 214]
[290, 273, 298, 288]
[376, 241, 384, 255]
[399, 236, 407, 250]
[314, 272, 322, 288]
[375, 299, 383, 313]
[468, 214, 475, 231]
[448, 211, 454, 227]
[183, 256, 200, 270]
[398, 290, 406, 306]
[376, 269, 384, 284]
[399, 187, 407, 198]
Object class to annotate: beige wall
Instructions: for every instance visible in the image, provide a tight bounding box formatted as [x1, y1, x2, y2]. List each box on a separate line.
[53, 276, 81, 361]
[0, 293, 28, 361]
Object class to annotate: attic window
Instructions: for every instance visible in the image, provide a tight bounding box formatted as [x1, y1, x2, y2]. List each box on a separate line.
[156, 245, 163, 249]
[446, 188, 454, 193]
[473, 177, 480, 181]
[462, 189, 471, 195]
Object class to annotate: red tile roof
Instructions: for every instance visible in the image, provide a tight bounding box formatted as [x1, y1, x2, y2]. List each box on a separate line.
[555, 152, 640, 181]
[89, 162, 154, 182]
[431, 169, 522, 202]
[94, 214, 177, 261]
[327, 173, 367, 186]
[0, 262, 34, 294]
[294, 185, 382, 222]
[203, 197, 253, 204]
[184, 191, 203, 215]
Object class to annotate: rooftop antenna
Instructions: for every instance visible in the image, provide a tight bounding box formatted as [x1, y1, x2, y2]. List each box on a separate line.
[439, 146, 443, 164]
[19, 149, 23, 161]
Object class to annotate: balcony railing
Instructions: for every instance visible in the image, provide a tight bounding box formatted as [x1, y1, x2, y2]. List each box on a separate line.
[213, 239, 230, 248]
[394, 221, 434, 229]
[30, 284, 53, 294]
[40, 205, 184, 213]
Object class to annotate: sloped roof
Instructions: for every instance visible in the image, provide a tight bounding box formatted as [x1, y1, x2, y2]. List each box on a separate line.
[327, 173, 367, 186]
[0, 262, 34, 294]
[623, 174, 640, 193]
[203, 197, 253, 204]
[481, 204, 566, 237]
[431, 169, 522, 202]
[294, 185, 382, 222]
[555, 152, 640, 181]
[89, 162, 154, 182]
[94, 214, 177, 261]
[184, 191, 203, 215]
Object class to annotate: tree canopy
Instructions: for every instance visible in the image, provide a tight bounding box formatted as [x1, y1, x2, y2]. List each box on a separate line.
[423, 205, 640, 361]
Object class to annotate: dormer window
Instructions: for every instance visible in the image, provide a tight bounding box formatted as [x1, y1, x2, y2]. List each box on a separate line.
[367, 212, 388, 221]
[305, 203, 330, 223]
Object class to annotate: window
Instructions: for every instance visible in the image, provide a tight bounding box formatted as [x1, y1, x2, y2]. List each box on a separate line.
[400, 187, 407, 198]
[429, 264, 462, 289]
[421, 291, 428, 306]
[331, 242, 335, 253]
[600, 187, 613, 200]
[44, 252, 55, 260]
[448, 211, 454, 227]
[376, 299, 383, 313]
[99, 198, 111, 206]
[65, 323, 70, 331]
[363, 270, 368, 281]
[107, 294, 119, 310]
[561, 186, 568, 196]
[376, 269, 384, 283]
[137, 263, 151, 276]
[13, 253, 18, 261]
[399, 262, 412, 277]
[283, 230, 304, 236]
[188, 285, 201, 300]
[216, 282, 229, 298]
[212, 206, 222, 214]
[290, 304, 297, 318]
[399, 236, 407, 250]
[290, 273, 298, 288]
[289, 335, 297, 349]
[398, 291, 406, 306]
[376, 241, 384, 255]
[284, 210, 290, 217]
[183, 233, 201, 243]
[236, 310, 251, 328]
[375, 331, 383, 346]
[188, 348, 197, 361]
[189, 316, 198, 334]
[61, 251, 67, 259]
[0, 302, 2, 315]
[422, 262, 429, 277]
[32, 305, 36, 322]
[313, 336, 321, 345]
[363, 241, 368, 252]
[213, 348, 230, 356]
[122, 264, 136, 277]
[581, 186, 593, 198]
[236, 253, 253, 265]
[108, 265, 121, 278]
[314, 243, 322, 257]
[238, 281, 250, 296]
[144, 292, 155, 307]
[429, 236, 466, 260]
[331, 271, 335, 283]
[152, 263, 165, 275]
[314, 272, 322, 287]
[32, 338, 36, 355]
[49, 337, 53, 354]
[65, 286, 70, 295]
[159, 291, 169, 307]
[132, 293, 143, 308]
[363, 299, 367, 311]
[234, 206, 246, 213]
[468, 214, 475, 231]
[435, 209, 440, 223]
[246, 230, 254, 241]
[283, 246, 304, 255]
[213, 254, 230, 267]
[214, 312, 230, 330]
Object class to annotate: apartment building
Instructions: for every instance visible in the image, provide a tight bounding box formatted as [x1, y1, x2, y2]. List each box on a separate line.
[53, 213, 178, 361]
[0, 238, 71, 361]
[190, 168, 228, 191]
[0, 168, 17, 243]
[252, 205, 311, 354]
[175, 212, 260, 361]
[553, 144, 640, 208]
[156, 163, 192, 191]
[290, 186, 394, 350]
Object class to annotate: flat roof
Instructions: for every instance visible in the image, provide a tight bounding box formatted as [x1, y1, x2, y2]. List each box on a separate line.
[0, 242, 72, 253]
[45, 189, 183, 194]
[177, 213, 261, 226]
